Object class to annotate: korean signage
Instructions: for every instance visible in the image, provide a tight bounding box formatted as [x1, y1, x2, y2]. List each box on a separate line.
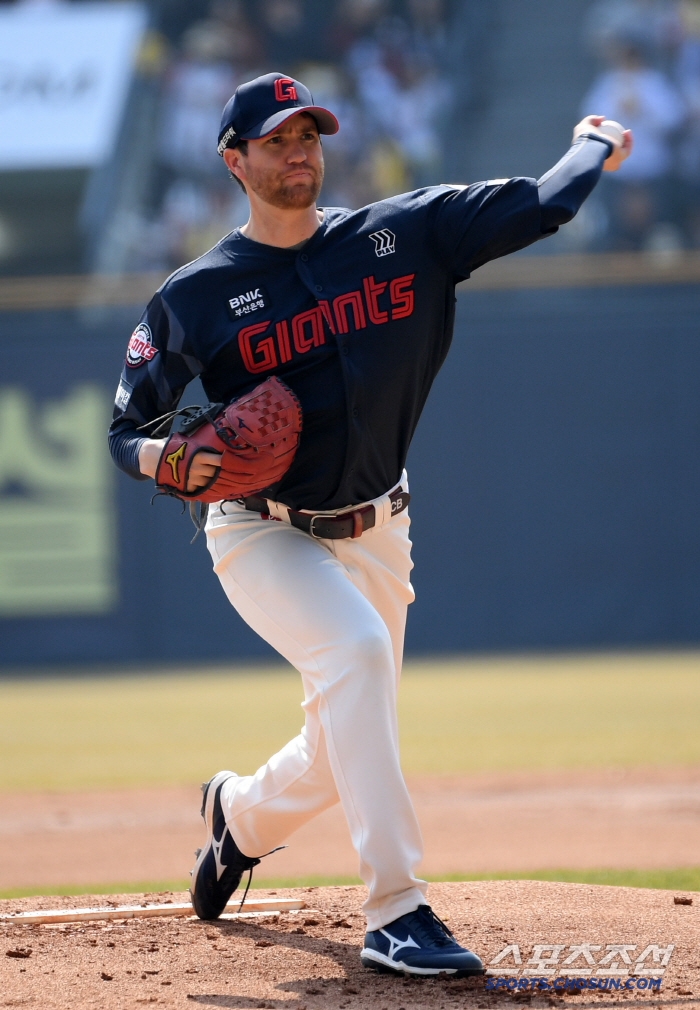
[0, 385, 117, 616]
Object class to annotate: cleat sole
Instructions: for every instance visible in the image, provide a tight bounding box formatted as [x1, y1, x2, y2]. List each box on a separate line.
[361, 951, 483, 979]
[360, 956, 404, 975]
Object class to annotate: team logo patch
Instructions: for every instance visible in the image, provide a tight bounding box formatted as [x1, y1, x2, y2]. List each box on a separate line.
[274, 77, 297, 102]
[114, 378, 133, 411]
[227, 286, 270, 320]
[126, 324, 158, 368]
[369, 229, 396, 257]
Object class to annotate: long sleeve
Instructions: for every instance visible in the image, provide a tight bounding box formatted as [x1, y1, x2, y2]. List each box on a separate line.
[538, 133, 612, 232]
[109, 425, 149, 480]
[109, 290, 203, 480]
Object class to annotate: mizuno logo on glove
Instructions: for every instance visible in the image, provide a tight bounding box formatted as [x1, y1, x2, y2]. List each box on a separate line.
[152, 377, 302, 505]
[165, 443, 187, 483]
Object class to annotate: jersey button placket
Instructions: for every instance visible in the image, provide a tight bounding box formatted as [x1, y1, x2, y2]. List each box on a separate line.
[295, 251, 323, 301]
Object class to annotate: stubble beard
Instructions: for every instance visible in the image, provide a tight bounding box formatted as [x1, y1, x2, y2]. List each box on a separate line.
[247, 161, 324, 210]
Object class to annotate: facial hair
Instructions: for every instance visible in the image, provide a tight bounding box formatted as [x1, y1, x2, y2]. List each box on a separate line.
[245, 160, 324, 209]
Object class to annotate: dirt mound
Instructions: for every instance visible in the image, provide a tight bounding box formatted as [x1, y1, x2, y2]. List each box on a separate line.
[1, 880, 697, 1008]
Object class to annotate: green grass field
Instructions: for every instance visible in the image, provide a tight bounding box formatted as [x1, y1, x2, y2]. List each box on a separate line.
[2, 651, 700, 899]
[3, 867, 700, 901]
[1, 650, 699, 792]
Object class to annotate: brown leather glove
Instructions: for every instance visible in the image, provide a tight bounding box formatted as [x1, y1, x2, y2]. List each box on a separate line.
[153, 376, 302, 504]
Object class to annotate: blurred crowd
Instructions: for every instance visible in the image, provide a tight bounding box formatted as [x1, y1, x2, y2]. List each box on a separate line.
[580, 0, 700, 252]
[132, 0, 456, 271]
[92, 0, 700, 267]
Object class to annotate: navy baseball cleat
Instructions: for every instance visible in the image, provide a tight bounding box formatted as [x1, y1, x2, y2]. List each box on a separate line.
[190, 770, 262, 920]
[361, 904, 484, 977]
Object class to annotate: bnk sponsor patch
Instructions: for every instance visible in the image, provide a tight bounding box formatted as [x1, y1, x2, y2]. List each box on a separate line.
[115, 378, 133, 410]
[126, 323, 158, 368]
[227, 286, 270, 320]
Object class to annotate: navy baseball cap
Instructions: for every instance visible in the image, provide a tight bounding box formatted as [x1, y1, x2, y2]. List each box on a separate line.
[217, 72, 339, 156]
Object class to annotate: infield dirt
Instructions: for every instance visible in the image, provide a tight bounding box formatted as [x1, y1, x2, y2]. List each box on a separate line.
[3, 766, 700, 892]
[2, 880, 697, 1009]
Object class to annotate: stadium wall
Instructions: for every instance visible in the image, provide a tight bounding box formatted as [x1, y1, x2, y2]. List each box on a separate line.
[1, 271, 699, 667]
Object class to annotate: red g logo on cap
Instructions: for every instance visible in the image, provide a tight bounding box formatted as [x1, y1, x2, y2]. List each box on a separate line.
[274, 77, 297, 102]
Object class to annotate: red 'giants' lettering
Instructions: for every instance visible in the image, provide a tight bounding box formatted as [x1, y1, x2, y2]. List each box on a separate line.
[318, 300, 336, 334]
[363, 276, 388, 324]
[237, 273, 415, 374]
[274, 78, 297, 102]
[333, 291, 366, 333]
[293, 307, 325, 353]
[239, 320, 277, 373]
[276, 320, 292, 363]
[390, 274, 414, 319]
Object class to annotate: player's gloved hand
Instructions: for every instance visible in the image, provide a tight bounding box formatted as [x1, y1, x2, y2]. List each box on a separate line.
[186, 450, 223, 492]
[573, 115, 633, 172]
[139, 376, 302, 503]
[139, 441, 222, 492]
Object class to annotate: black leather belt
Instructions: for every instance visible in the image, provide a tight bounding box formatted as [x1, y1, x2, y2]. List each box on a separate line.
[242, 487, 410, 539]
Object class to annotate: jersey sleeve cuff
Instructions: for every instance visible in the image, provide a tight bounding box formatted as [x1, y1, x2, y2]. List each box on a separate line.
[577, 132, 615, 157]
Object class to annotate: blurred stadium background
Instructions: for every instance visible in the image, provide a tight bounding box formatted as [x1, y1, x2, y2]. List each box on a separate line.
[1, 0, 700, 896]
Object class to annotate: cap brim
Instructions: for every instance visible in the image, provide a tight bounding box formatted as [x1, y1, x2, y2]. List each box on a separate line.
[242, 106, 339, 140]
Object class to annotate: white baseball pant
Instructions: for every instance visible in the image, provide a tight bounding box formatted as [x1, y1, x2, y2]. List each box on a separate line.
[204, 476, 428, 931]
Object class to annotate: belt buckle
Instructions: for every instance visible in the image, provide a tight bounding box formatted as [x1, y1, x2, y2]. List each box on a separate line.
[309, 504, 374, 540]
[309, 514, 326, 539]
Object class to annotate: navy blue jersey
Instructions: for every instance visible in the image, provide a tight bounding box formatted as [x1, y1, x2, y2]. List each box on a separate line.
[110, 135, 609, 511]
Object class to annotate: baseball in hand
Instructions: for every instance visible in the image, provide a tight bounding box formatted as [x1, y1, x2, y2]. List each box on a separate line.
[597, 120, 625, 147]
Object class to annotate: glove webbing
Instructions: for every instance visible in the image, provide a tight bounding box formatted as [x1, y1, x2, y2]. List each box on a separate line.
[137, 403, 223, 438]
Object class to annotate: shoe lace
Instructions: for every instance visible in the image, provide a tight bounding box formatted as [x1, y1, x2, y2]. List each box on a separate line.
[409, 905, 457, 948]
[235, 845, 287, 914]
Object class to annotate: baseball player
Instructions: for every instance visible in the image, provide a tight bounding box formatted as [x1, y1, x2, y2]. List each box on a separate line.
[109, 72, 631, 977]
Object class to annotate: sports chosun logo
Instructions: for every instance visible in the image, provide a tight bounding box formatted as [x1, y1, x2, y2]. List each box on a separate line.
[126, 324, 158, 368]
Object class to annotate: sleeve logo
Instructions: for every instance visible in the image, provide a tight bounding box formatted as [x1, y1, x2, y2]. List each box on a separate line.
[126, 324, 158, 368]
[274, 77, 297, 102]
[114, 378, 133, 411]
[369, 229, 396, 257]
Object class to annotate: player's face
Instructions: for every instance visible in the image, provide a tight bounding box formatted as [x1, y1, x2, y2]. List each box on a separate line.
[239, 113, 324, 210]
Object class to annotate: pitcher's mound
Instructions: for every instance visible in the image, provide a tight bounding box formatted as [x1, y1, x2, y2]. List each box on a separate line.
[1, 880, 696, 1008]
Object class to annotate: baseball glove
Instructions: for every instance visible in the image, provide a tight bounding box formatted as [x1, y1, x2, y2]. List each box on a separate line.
[144, 377, 302, 505]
